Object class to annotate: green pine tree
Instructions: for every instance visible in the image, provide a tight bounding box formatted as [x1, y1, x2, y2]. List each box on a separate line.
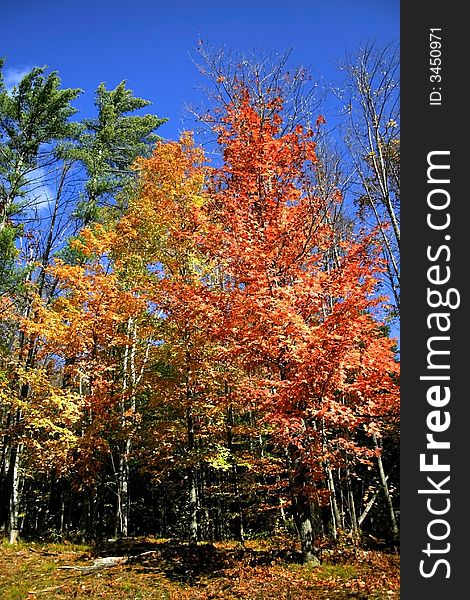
[68, 80, 167, 223]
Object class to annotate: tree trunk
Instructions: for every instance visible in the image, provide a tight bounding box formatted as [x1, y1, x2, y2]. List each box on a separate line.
[226, 402, 244, 542]
[187, 400, 198, 545]
[79, 488, 92, 542]
[188, 467, 198, 545]
[293, 491, 318, 564]
[8, 442, 23, 544]
[115, 318, 142, 537]
[59, 494, 66, 536]
[345, 465, 360, 543]
[0, 439, 12, 532]
[289, 455, 319, 564]
[374, 435, 399, 542]
[326, 464, 341, 538]
[115, 442, 131, 537]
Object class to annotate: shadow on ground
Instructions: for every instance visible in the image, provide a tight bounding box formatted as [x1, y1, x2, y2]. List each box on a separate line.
[93, 537, 302, 584]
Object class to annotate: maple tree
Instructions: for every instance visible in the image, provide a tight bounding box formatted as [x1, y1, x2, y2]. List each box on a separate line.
[200, 86, 399, 561]
[46, 226, 157, 538]
[113, 135, 239, 543]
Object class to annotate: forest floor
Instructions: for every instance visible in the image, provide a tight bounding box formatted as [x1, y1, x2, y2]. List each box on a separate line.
[0, 536, 399, 599]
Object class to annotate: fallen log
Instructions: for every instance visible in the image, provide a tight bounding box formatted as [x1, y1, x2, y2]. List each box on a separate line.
[58, 549, 159, 573]
[59, 555, 129, 573]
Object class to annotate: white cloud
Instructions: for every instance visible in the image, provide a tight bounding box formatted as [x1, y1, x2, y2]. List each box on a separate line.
[23, 166, 55, 215]
[3, 66, 33, 94]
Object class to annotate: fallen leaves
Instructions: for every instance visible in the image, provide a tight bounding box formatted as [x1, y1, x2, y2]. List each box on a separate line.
[0, 539, 399, 600]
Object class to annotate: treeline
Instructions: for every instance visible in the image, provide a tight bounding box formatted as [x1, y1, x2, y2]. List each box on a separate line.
[0, 45, 400, 563]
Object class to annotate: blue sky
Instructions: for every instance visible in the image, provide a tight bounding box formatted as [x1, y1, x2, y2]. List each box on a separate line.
[1, 0, 399, 140]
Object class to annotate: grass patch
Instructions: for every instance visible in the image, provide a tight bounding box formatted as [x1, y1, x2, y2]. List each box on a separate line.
[314, 563, 359, 580]
[290, 560, 358, 579]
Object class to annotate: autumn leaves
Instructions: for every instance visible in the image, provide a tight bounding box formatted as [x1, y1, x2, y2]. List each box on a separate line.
[3, 85, 399, 554]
